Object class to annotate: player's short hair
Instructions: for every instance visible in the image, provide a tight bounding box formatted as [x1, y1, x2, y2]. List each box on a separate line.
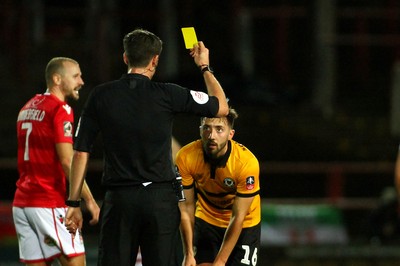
[201, 107, 239, 129]
[123, 28, 163, 68]
[45, 57, 78, 87]
[226, 107, 239, 128]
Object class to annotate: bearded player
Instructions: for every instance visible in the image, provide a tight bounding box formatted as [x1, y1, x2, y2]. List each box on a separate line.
[176, 107, 261, 266]
[13, 57, 99, 266]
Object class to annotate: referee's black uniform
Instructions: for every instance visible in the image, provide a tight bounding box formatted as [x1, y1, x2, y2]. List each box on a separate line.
[74, 73, 219, 265]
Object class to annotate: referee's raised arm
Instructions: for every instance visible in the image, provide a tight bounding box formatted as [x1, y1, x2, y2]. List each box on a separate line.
[190, 41, 229, 117]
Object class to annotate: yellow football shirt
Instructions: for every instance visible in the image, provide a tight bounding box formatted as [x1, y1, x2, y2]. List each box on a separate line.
[176, 139, 261, 228]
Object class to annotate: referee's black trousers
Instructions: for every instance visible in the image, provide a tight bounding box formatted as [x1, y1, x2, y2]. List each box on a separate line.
[97, 182, 181, 266]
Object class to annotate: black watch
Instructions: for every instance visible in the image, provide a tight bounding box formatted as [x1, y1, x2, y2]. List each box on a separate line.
[200, 65, 214, 74]
[65, 200, 81, 207]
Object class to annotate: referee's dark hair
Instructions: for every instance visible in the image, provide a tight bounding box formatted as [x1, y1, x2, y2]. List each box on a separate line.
[123, 28, 163, 68]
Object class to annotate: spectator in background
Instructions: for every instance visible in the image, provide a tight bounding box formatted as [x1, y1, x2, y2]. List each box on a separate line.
[176, 107, 261, 266]
[13, 57, 100, 265]
[64, 28, 228, 266]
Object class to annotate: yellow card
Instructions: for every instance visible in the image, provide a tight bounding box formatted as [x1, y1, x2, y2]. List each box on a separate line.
[181, 27, 198, 49]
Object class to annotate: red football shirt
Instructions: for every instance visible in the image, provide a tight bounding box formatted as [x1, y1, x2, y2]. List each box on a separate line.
[13, 92, 74, 207]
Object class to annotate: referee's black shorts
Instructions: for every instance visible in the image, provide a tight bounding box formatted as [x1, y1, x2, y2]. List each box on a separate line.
[98, 182, 181, 266]
[194, 217, 261, 266]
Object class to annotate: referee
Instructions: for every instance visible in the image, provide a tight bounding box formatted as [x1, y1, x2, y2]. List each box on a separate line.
[64, 28, 229, 266]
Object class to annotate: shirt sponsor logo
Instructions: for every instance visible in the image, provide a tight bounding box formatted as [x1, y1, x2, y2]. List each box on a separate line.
[246, 176, 255, 190]
[190, 90, 209, 104]
[64, 121, 73, 137]
[211, 198, 233, 207]
[27, 97, 46, 108]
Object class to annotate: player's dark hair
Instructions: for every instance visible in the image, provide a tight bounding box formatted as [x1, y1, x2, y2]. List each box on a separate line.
[201, 107, 238, 129]
[226, 107, 238, 128]
[123, 28, 163, 68]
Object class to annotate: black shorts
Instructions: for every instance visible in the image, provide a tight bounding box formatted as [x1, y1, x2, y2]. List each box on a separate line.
[98, 182, 180, 266]
[194, 217, 261, 266]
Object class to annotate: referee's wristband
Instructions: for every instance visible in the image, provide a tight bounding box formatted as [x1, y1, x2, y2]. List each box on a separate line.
[65, 200, 81, 207]
[200, 65, 213, 74]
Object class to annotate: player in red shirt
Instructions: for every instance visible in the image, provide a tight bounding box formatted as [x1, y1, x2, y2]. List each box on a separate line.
[13, 57, 100, 266]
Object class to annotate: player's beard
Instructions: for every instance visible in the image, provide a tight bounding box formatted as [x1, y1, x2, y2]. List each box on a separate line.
[71, 87, 80, 100]
[65, 86, 80, 101]
[203, 140, 228, 159]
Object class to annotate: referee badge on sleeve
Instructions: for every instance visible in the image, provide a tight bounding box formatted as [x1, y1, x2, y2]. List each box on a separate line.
[190, 90, 209, 104]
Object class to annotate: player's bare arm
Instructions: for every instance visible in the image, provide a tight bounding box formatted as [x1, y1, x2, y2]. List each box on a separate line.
[213, 196, 255, 265]
[65, 150, 90, 234]
[179, 187, 197, 266]
[55, 143, 73, 178]
[56, 143, 99, 227]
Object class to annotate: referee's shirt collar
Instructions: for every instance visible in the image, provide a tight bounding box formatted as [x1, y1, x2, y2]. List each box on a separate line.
[121, 73, 151, 81]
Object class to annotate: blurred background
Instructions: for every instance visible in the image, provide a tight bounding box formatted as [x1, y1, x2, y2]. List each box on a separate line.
[1, 0, 400, 265]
